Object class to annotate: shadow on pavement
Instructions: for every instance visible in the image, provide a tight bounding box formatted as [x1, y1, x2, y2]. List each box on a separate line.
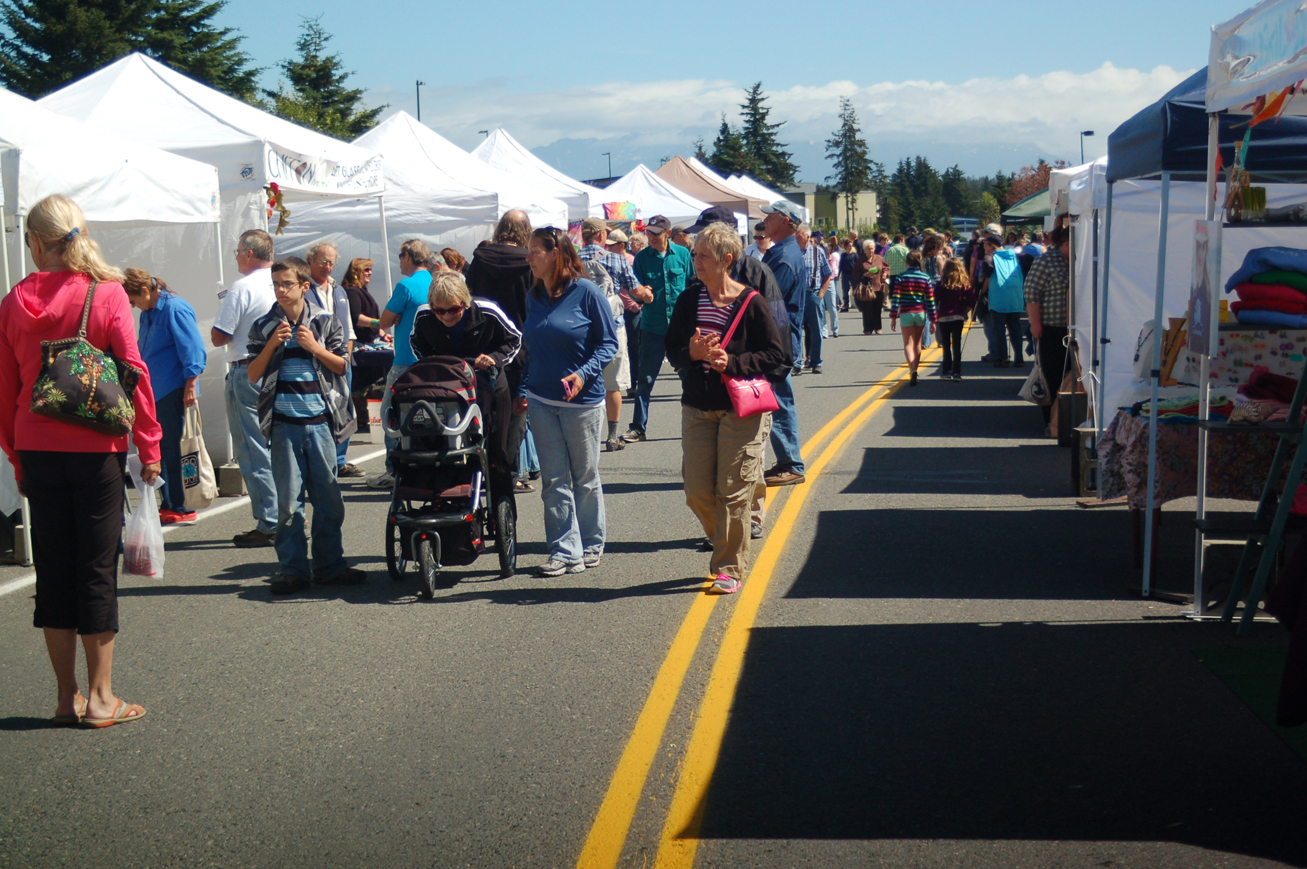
[841, 444, 1067, 499]
[426, 576, 706, 606]
[696, 621, 1305, 866]
[884, 404, 1037, 440]
[0, 716, 55, 731]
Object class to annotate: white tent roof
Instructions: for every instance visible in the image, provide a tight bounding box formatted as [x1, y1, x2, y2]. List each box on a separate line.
[275, 113, 568, 279]
[471, 128, 600, 221]
[725, 173, 809, 222]
[39, 53, 383, 200]
[0, 86, 219, 223]
[1049, 158, 1107, 217]
[594, 164, 714, 226]
[1207, 0, 1307, 115]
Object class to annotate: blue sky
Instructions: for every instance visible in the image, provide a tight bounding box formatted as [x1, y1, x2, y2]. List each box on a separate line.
[214, 0, 1246, 182]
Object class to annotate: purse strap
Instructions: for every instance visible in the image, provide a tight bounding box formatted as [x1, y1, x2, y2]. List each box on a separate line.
[718, 289, 758, 348]
[76, 281, 99, 340]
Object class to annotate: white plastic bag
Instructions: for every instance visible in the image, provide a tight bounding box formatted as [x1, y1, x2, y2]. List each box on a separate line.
[124, 459, 165, 580]
[1018, 353, 1052, 406]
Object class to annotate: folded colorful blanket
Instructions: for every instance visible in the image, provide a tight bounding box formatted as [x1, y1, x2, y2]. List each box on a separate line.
[1251, 269, 1307, 293]
[1234, 282, 1307, 305]
[1233, 308, 1307, 328]
[1227, 248, 1307, 293]
[1240, 365, 1300, 404]
[1232, 300, 1307, 315]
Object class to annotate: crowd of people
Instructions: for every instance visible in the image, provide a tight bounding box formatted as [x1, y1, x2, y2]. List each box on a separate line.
[0, 189, 1069, 727]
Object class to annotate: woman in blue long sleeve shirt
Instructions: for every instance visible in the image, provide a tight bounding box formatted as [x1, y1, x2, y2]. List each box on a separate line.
[522, 227, 618, 576]
[124, 269, 208, 523]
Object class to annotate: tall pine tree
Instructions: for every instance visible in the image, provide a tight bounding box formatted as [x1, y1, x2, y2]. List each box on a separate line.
[0, 0, 257, 99]
[824, 97, 872, 229]
[941, 165, 976, 219]
[265, 17, 384, 140]
[738, 82, 797, 190]
[707, 113, 751, 177]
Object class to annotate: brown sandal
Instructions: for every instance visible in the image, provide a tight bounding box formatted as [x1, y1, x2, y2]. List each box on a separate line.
[81, 698, 146, 729]
[51, 693, 87, 727]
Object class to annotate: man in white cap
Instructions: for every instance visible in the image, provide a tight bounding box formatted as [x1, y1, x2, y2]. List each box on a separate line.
[759, 200, 807, 487]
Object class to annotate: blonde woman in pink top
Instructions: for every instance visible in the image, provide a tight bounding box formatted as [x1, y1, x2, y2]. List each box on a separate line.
[0, 194, 162, 729]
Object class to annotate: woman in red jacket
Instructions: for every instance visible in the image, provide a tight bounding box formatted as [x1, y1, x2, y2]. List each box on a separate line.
[0, 194, 162, 729]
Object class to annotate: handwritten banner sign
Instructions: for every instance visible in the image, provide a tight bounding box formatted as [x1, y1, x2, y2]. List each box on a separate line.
[262, 145, 384, 197]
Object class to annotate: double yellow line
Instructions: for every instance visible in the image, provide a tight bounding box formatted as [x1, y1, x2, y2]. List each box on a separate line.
[578, 340, 948, 869]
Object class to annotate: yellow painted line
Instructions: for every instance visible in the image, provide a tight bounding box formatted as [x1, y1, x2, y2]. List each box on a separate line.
[651, 340, 947, 869]
[576, 330, 954, 869]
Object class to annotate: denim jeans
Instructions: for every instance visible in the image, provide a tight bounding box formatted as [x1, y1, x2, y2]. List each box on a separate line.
[528, 398, 606, 565]
[225, 367, 277, 534]
[624, 309, 643, 374]
[802, 292, 823, 366]
[768, 372, 804, 475]
[822, 289, 840, 337]
[379, 363, 411, 474]
[270, 420, 347, 581]
[517, 424, 540, 477]
[335, 365, 352, 468]
[988, 310, 1024, 363]
[788, 313, 802, 368]
[630, 328, 668, 434]
[156, 387, 185, 512]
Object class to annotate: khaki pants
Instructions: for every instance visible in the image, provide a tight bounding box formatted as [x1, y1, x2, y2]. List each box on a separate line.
[751, 413, 772, 528]
[681, 406, 768, 580]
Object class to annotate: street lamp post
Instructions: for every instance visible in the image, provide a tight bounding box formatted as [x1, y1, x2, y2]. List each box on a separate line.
[416, 80, 425, 122]
[602, 152, 612, 181]
[479, 130, 490, 138]
[1080, 130, 1095, 165]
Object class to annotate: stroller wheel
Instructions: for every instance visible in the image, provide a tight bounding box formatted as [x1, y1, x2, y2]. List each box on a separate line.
[386, 518, 408, 581]
[417, 536, 438, 599]
[495, 497, 517, 578]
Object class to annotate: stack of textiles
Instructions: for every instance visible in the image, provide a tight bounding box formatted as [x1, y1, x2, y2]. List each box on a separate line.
[1235, 365, 1307, 422]
[1129, 394, 1235, 421]
[1226, 247, 1307, 328]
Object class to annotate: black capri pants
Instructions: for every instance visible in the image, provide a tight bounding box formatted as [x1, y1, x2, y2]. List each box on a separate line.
[21, 451, 127, 634]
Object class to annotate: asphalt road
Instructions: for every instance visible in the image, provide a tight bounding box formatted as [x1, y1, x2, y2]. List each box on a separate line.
[1, 321, 1302, 869]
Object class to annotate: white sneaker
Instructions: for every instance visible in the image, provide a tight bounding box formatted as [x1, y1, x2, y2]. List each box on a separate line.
[366, 472, 395, 490]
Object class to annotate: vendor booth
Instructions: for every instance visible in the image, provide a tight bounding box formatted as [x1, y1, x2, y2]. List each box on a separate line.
[0, 88, 222, 557]
[471, 128, 601, 222]
[1095, 4, 1307, 606]
[276, 112, 568, 281]
[594, 164, 715, 228]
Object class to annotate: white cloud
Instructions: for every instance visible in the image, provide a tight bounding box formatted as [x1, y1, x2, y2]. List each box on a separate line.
[374, 62, 1194, 176]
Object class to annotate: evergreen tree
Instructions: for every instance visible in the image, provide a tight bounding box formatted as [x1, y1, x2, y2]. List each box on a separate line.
[824, 97, 872, 229]
[692, 137, 709, 162]
[738, 82, 797, 189]
[707, 113, 751, 177]
[0, 0, 257, 99]
[941, 165, 976, 219]
[992, 171, 1014, 208]
[265, 16, 384, 140]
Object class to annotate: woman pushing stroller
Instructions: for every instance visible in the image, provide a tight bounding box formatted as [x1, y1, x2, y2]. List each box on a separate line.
[409, 271, 522, 497]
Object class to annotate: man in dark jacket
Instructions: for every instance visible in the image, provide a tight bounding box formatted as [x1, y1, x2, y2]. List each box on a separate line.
[464, 210, 533, 472]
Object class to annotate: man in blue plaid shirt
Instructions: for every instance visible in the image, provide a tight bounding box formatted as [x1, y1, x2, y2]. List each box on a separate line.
[579, 217, 643, 451]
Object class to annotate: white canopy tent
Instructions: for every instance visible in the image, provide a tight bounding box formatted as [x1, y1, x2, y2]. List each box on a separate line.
[471, 128, 601, 221]
[0, 86, 222, 550]
[40, 54, 386, 271]
[278, 113, 568, 291]
[592, 164, 715, 227]
[725, 171, 810, 223]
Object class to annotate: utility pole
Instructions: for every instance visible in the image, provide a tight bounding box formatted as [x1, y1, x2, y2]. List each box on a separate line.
[1080, 130, 1095, 165]
[416, 80, 425, 122]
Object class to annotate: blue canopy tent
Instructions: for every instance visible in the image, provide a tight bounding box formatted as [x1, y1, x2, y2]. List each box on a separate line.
[1103, 65, 1307, 598]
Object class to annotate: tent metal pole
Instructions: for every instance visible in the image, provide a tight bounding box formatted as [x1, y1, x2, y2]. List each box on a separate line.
[1096, 182, 1114, 444]
[378, 196, 393, 303]
[1193, 113, 1221, 617]
[15, 214, 32, 565]
[1143, 172, 1172, 597]
[1, 209, 11, 295]
[213, 219, 234, 466]
[1090, 205, 1100, 430]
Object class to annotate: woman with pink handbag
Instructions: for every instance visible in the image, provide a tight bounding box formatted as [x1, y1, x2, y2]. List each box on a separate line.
[665, 223, 786, 595]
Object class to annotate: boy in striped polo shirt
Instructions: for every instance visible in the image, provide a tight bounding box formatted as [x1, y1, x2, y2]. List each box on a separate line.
[247, 257, 360, 595]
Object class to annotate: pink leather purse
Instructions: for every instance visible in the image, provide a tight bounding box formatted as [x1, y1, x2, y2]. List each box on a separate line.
[718, 290, 780, 418]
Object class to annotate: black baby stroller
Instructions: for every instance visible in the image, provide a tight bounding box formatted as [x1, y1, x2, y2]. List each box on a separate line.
[383, 356, 516, 597]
